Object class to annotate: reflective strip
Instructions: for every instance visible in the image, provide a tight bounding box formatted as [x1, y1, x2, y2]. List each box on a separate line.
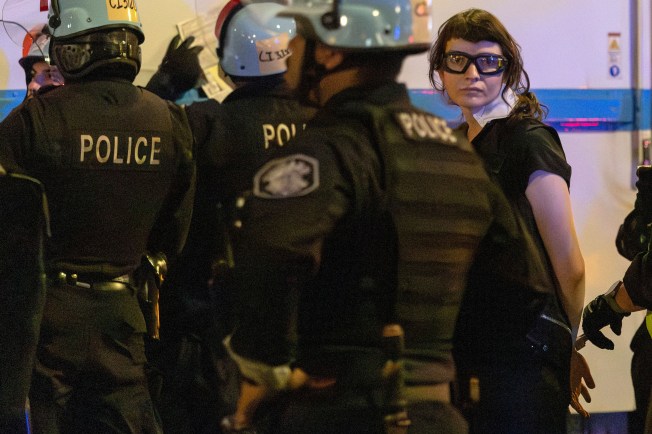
[540, 314, 572, 335]
[646, 311, 652, 338]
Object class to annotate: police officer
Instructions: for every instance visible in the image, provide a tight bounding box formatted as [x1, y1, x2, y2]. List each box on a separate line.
[583, 165, 652, 434]
[0, 165, 49, 434]
[18, 25, 64, 100]
[581, 279, 649, 425]
[0, 0, 195, 432]
[224, 1, 550, 433]
[153, 2, 314, 433]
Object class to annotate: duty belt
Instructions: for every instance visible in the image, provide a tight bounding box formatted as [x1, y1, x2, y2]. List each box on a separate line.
[50, 271, 131, 291]
[404, 383, 451, 403]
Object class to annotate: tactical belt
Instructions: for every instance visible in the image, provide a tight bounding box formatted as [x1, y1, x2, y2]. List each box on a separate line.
[49, 271, 131, 291]
[404, 383, 451, 403]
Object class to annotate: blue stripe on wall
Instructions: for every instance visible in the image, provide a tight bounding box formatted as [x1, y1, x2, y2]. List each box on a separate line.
[0, 89, 25, 119]
[1, 88, 650, 133]
[409, 88, 651, 133]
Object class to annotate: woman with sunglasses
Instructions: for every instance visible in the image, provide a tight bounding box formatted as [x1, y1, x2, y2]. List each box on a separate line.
[428, 8, 592, 434]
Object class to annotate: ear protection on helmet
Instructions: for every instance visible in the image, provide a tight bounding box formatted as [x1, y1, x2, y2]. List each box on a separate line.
[48, 0, 61, 30]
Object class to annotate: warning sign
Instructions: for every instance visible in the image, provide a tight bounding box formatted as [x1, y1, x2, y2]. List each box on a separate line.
[608, 34, 620, 52]
[608, 32, 621, 79]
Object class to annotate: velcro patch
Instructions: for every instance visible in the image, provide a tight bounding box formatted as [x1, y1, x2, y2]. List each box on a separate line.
[254, 154, 319, 199]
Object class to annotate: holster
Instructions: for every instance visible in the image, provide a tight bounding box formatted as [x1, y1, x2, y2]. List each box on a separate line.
[135, 252, 167, 339]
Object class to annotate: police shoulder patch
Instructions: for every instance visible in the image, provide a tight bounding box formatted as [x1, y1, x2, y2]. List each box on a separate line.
[253, 154, 319, 199]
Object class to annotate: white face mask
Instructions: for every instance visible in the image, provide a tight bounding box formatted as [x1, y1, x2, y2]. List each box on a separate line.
[472, 85, 517, 128]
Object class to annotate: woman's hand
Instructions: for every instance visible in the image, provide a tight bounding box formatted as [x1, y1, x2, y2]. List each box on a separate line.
[569, 349, 595, 418]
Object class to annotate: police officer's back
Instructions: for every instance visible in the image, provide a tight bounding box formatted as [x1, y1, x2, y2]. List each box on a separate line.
[165, 2, 314, 321]
[155, 3, 314, 433]
[0, 0, 194, 432]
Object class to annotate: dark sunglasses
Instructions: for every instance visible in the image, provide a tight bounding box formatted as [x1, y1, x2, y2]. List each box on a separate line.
[443, 51, 508, 75]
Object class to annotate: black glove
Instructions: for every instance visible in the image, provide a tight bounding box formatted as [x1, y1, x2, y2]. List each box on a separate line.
[582, 281, 630, 350]
[146, 35, 204, 101]
[616, 209, 650, 260]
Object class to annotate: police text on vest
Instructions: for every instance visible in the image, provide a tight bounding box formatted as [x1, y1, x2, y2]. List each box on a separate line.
[79, 134, 161, 166]
[395, 112, 457, 145]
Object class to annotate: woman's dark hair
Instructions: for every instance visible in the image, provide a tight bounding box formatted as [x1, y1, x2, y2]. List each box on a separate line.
[427, 8, 546, 120]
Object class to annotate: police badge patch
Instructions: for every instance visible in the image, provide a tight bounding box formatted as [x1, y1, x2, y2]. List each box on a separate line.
[253, 154, 319, 199]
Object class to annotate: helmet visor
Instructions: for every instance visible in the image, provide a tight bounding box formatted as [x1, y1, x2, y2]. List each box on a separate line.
[52, 29, 140, 77]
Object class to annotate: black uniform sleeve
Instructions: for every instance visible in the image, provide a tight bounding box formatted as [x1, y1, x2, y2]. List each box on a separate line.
[185, 99, 220, 149]
[0, 108, 29, 174]
[624, 251, 652, 309]
[147, 102, 196, 264]
[229, 134, 356, 365]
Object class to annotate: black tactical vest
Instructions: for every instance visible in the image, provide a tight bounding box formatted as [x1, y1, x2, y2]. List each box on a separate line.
[332, 96, 508, 384]
[22, 80, 190, 276]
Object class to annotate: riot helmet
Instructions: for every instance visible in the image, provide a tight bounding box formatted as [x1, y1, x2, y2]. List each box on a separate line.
[280, 0, 431, 53]
[19, 25, 50, 70]
[47, 0, 144, 81]
[215, 1, 295, 78]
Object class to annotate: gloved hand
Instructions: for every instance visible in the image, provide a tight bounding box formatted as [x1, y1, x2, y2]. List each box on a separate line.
[616, 209, 650, 260]
[582, 281, 630, 350]
[145, 35, 204, 101]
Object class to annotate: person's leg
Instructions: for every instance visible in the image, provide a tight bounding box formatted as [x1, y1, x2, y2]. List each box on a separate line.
[466, 360, 567, 434]
[630, 320, 652, 434]
[407, 401, 468, 434]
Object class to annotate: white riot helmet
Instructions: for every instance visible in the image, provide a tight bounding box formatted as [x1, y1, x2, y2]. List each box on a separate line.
[47, 0, 144, 81]
[19, 25, 51, 72]
[281, 0, 431, 53]
[214, 1, 295, 77]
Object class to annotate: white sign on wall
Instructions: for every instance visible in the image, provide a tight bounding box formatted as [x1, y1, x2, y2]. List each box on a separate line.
[608, 32, 622, 79]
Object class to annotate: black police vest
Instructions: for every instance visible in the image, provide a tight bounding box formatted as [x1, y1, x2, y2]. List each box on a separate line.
[196, 83, 316, 202]
[24, 82, 183, 276]
[170, 84, 315, 322]
[0, 172, 49, 412]
[336, 99, 499, 368]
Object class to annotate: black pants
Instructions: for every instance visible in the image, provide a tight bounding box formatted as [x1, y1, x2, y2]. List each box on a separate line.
[29, 283, 161, 434]
[630, 319, 652, 434]
[457, 356, 569, 434]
